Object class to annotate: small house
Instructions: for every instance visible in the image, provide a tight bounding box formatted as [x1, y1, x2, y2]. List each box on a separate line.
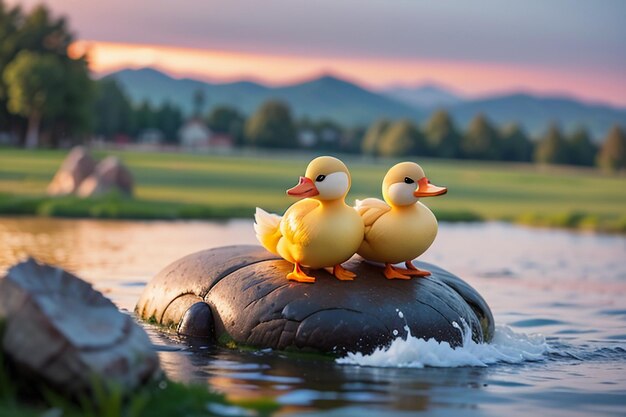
[179, 119, 212, 148]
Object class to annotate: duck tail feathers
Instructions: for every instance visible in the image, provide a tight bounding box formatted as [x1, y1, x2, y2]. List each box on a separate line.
[254, 207, 282, 254]
[354, 198, 390, 231]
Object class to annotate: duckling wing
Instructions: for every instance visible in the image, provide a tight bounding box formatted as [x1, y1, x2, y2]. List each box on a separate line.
[355, 198, 391, 234]
[281, 199, 321, 247]
[254, 207, 283, 254]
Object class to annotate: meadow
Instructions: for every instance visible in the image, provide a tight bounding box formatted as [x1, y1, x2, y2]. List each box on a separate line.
[0, 147, 624, 232]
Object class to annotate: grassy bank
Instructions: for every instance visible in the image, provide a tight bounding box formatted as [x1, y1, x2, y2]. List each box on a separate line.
[0, 148, 625, 232]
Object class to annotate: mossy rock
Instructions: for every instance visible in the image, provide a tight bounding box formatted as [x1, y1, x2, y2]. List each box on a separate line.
[136, 245, 494, 355]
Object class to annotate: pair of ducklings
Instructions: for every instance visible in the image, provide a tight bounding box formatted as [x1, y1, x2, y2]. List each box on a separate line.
[254, 156, 447, 283]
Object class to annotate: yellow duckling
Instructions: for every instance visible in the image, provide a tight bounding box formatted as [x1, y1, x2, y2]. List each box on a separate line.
[254, 156, 364, 283]
[356, 162, 447, 279]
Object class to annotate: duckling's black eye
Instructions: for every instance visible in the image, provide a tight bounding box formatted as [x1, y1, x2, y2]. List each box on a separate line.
[316, 175, 326, 182]
[404, 177, 414, 184]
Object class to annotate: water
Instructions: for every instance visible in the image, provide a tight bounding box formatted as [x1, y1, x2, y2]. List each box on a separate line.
[337, 320, 550, 368]
[1, 218, 625, 416]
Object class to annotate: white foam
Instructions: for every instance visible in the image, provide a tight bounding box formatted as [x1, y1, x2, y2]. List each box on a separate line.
[336, 320, 549, 368]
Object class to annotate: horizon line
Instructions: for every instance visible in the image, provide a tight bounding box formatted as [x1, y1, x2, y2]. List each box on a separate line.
[97, 65, 626, 110]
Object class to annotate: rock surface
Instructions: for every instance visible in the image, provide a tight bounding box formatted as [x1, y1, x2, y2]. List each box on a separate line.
[77, 155, 134, 197]
[0, 259, 160, 394]
[46, 146, 96, 196]
[136, 245, 494, 355]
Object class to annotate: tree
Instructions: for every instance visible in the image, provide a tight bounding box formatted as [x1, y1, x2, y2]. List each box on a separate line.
[500, 123, 533, 162]
[0, 3, 23, 134]
[597, 125, 626, 172]
[567, 126, 597, 166]
[192, 89, 205, 118]
[424, 110, 460, 158]
[11, 4, 72, 56]
[534, 123, 569, 165]
[342, 125, 366, 154]
[3, 50, 66, 147]
[132, 100, 157, 136]
[244, 100, 296, 148]
[461, 114, 501, 160]
[0, 2, 92, 147]
[93, 78, 133, 139]
[314, 119, 343, 152]
[377, 119, 426, 157]
[156, 102, 183, 143]
[54, 56, 93, 143]
[361, 119, 390, 156]
[0, 2, 21, 68]
[206, 105, 245, 145]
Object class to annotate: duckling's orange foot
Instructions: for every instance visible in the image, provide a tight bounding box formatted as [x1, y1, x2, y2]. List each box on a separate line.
[384, 264, 411, 280]
[403, 261, 431, 277]
[287, 263, 316, 283]
[332, 264, 356, 281]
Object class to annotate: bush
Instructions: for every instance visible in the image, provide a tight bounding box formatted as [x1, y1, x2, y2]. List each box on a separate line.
[177, 205, 252, 220]
[37, 197, 92, 217]
[0, 194, 44, 215]
[432, 209, 483, 222]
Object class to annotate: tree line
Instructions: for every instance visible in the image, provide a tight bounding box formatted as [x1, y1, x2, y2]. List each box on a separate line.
[360, 111, 626, 171]
[242, 101, 626, 172]
[1, 2, 625, 172]
[93, 78, 185, 143]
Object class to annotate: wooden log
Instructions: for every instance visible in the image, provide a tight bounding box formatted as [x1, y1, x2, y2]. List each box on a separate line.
[136, 245, 494, 355]
[0, 259, 160, 395]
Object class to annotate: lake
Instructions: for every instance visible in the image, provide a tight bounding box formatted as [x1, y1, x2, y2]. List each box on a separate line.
[1, 218, 625, 416]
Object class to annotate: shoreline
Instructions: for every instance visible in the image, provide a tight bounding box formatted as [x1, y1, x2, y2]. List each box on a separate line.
[2, 148, 624, 235]
[1, 194, 624, 235]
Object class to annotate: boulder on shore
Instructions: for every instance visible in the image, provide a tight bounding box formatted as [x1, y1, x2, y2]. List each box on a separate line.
[47, 147, 134, 198]
[0, 259, 160, 395]
[77, 156, 134, 197]
[46, 146, 96, 196]
[136, 245, 494, 355]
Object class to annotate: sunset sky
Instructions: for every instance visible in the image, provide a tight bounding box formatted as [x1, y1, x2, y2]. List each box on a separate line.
[8, 0, 626, 106]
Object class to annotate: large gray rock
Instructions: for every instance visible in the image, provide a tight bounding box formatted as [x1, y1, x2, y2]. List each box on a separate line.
[46, 146, 96, 196]
[77, 156, 134, 197]
[136, 245, 494, 355]
[0, 259, 160, 395]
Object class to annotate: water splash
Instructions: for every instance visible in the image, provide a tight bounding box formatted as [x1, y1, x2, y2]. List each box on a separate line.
[337, 319, 550, 368]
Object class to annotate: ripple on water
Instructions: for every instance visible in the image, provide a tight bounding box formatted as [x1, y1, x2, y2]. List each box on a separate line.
[120, 281, 147, 287]
[548, 345, 626, 362]
[597, 309, 626, 317]
[206, 360, 270, 371]
[216, 372, 303, 384]
[542, 302, 584, 309]
[554, 329, 598, 335]
[510, 318, 568, 327]
[152, 344, 184, 352]
[478, 268, 517, 278]
[277, 389, 387, 406]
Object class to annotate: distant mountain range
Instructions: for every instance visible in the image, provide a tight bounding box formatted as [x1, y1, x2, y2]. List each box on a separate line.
[107, 68, 420, 125]
[382, 83, 463, 109]
[108, 67, 626, 141]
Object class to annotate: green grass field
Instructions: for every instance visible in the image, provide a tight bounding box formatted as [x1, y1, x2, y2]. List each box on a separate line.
[0, 147, 625, 231]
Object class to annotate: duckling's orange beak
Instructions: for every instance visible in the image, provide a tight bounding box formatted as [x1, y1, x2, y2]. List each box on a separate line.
[414, 177, 447, 197]
[287, 176, 319, 197]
